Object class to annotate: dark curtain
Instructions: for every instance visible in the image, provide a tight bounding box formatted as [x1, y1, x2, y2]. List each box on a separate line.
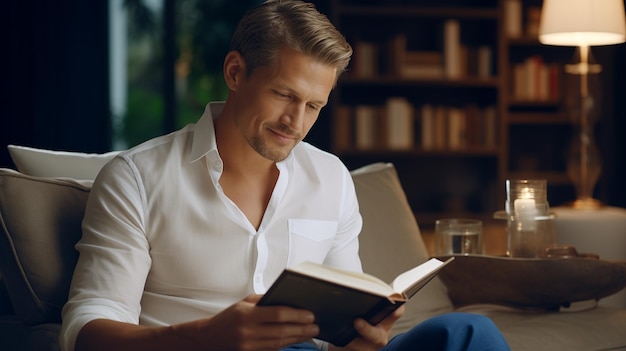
[1, 0, 111, 168]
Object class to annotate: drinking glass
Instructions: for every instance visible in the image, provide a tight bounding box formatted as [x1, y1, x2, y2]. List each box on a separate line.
[434, 219, 483, 255]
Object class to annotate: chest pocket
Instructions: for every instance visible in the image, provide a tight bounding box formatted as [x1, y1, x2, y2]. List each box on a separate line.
[287, 219, 337, 266]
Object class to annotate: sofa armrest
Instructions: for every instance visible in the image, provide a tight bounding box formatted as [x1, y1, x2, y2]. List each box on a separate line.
[0, 169, 90, 324]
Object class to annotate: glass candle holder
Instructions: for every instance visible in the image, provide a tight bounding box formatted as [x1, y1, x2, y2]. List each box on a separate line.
[495, 179, 556, 258]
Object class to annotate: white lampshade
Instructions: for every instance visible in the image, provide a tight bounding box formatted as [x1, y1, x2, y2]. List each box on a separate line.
[539, 0, 626, 46]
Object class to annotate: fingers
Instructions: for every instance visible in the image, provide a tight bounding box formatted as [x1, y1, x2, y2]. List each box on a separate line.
[255, 321, 319, 340]
[254, 298, 316, 325]
[352, 319, 387, 348]
[251, 298, 320, 342]
[200, 299, 320, 351]
[345, 306, 406, 350]
[243, 306, 319, 350]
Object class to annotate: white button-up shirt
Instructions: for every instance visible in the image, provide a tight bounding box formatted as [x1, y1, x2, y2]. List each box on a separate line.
[60, 102, 363, 351]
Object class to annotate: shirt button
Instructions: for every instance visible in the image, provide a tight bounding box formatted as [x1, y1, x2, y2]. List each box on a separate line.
[254, 275, 262, 284]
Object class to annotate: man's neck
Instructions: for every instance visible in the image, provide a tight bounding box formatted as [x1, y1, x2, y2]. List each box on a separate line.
[214, 116, 276, 177]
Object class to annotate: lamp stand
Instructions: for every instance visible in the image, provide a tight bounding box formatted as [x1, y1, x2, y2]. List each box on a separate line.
[564, 45, 603, 209]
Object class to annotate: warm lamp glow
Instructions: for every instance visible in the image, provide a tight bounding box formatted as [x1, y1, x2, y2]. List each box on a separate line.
[539, 0, 626, 47]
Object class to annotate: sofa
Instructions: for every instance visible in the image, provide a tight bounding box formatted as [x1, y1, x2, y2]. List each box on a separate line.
[1, 146, 626, 350]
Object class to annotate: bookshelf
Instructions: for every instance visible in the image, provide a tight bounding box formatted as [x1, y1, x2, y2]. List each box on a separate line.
[326, 0, 579, 225]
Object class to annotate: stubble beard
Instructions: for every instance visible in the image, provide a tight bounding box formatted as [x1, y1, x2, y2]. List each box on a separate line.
[249, 136, 298, 162]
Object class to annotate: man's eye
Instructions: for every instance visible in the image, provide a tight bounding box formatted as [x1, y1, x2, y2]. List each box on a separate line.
[307, 104, 320, 111]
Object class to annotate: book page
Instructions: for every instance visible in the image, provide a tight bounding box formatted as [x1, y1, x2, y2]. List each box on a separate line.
[289, 262, 395, 297]
[390, 258, 446, 294]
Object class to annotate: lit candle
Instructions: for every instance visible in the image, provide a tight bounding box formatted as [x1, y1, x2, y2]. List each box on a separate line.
[514, 187, 537, 231]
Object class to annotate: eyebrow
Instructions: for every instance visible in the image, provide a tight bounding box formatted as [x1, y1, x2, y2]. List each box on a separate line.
[275, 84, 328, 106]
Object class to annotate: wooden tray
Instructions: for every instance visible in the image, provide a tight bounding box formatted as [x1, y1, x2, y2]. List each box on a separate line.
[434, 254, 626, 311]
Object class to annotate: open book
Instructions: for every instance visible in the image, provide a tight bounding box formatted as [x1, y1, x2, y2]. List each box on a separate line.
[257, 257, 454, 346]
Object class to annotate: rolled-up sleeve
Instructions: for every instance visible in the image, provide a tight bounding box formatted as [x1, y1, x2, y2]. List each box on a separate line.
[60, 156, 151, 351]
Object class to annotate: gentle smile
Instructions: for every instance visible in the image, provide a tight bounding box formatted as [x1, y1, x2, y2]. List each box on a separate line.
[269, 127, 300, 142]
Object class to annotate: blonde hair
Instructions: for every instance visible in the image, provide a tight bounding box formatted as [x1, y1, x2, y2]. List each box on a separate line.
[229, 0, 352, 78]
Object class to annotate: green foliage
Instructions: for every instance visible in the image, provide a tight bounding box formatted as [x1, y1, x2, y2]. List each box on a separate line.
[124, 88, 164, 147]
[177, 74, 229, 128]
[120, 0, 261, 147]
[187, 0, 261, 75]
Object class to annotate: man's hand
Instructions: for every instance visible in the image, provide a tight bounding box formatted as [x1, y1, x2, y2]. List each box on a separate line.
[172, 294, 320, 351]
[328, 305, 405, 351]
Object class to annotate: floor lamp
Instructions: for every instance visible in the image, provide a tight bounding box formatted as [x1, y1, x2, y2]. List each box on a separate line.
[538, 0, 626, 209]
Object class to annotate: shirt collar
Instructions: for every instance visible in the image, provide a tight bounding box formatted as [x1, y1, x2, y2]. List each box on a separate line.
[190, 102, 224, 163]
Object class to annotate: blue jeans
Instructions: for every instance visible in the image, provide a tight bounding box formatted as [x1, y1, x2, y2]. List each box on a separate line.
[282, 312, 510, 351]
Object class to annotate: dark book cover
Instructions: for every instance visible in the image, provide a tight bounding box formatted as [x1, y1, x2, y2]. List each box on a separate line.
[257, 270, 405, 347]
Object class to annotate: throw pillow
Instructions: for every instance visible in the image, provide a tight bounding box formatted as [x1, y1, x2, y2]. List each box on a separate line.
[7, 145, 120, 180]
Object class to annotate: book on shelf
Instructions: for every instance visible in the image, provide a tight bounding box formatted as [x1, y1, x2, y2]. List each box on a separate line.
[333, 105, 352, 151]
[443, 19, 461, 78]
[447, 107, 466, 150]
[512, 56, 561, 101]
[525, 6, 542, 38]
[387, 31, 491, 80]
[457, 45, 494, 79]
[420, 104, 435, 150]
[385, 97, 415, 150]
[477, 46, 493, 79]
[434, 106, 447, 150]
[405, 51, 443, 67]
[388, 34, 444, 79]
[354, 105, 380, 150]
[387, 34, 406, 76]
[483, 106, 497, 148]
[504, 0, 522, 38]
[465, 104, 483, 147]
[353, 41, 378, 78]
[419, 104, 497, 150]
[401, 64, 445, 79]
[258, 257, 454, 347]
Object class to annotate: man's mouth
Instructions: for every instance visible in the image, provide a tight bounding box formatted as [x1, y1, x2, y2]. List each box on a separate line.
[269, 126, 300, 143]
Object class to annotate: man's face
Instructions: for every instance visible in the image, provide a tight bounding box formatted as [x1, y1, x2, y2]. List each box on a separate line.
[232, 46, 337, 162]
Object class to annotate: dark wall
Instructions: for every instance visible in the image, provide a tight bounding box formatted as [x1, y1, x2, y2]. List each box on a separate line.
[610, 43, 626, 208]
[1, 0, 111, 168]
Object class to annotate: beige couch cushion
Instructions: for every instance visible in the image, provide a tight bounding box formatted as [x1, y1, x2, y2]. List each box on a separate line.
[350, 163, 453, 336]
[0, 169, 90, 324]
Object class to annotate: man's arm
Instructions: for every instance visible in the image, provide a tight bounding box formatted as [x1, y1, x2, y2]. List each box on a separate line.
[75, 295, 320, 351]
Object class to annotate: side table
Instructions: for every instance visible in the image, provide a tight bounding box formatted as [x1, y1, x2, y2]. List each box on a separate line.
[552, 206, 626, 308]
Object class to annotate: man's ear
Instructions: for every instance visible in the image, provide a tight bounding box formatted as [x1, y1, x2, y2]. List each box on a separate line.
[224, 51, 246, 91]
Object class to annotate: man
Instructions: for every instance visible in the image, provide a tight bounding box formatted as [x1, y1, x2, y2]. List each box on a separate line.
[60, 1, 510, 350]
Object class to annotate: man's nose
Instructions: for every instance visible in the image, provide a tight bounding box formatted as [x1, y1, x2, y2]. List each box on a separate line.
[281, 103, 305, 130]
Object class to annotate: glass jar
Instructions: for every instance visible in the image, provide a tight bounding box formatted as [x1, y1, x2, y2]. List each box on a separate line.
[495, 179, 557, 257]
